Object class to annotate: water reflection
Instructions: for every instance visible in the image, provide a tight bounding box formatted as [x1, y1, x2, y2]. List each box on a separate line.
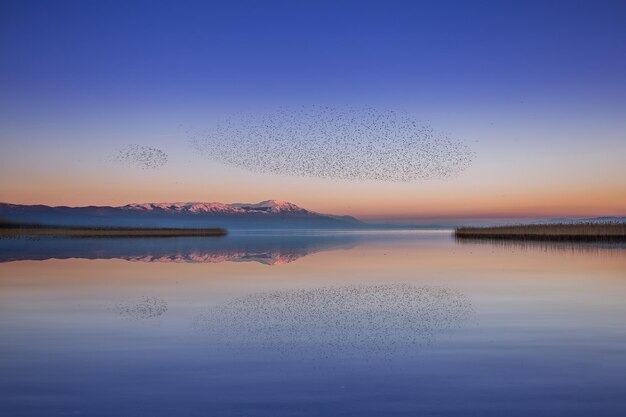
[455, 235, 626, 255]
[116, 296, 169, 320]
[1, 231, 626, 416]
[4, 231, 624, 265]
[0, 232, 369, 265]
[194, 284, 474, 358]
[0, 231, 449, 265]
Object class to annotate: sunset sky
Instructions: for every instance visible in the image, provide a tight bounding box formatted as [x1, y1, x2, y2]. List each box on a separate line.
[1, 1, 625, 222]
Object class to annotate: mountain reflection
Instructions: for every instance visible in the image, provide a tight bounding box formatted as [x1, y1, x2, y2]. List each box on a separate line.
[0, 232, 367, 265]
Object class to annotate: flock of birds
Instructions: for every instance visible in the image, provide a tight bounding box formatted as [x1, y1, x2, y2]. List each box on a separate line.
[110, 107, 475, 181]
[112, 144, 168, 170]
[190, 106, 475, 181]
[193, 284, 474, 357]
[116, 296, 168, 320]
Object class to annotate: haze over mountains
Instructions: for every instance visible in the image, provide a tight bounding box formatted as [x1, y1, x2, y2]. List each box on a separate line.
[0, 200, 364, 230]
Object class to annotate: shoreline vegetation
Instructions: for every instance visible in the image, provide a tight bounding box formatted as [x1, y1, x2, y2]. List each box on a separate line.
[0, 222, 227, 238]
[455, 223, 626, 242]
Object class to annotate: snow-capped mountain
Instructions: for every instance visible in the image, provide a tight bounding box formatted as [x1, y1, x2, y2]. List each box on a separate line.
[0, 200, 362, 229]
[122, 200, 309, 215]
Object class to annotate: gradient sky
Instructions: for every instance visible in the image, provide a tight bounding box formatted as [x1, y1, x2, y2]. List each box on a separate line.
[1, 0, 625, 222]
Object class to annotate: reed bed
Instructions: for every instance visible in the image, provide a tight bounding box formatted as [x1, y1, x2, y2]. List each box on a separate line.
[0, 225, 227, 238]
[455, 223, 626, 242]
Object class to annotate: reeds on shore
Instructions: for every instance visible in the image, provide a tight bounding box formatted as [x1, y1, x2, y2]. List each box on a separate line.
[455, 223, 626, 242]
[0, 223, 227, 238]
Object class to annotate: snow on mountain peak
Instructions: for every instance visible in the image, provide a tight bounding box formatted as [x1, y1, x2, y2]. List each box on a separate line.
[122, 200, 309, 215]
[231, 199, 307, 213]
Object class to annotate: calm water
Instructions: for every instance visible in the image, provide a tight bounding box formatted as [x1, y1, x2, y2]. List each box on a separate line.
[1, 231, 625, 416]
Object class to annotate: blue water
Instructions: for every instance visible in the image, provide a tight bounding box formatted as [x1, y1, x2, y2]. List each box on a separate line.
[1, 231, 625, 416]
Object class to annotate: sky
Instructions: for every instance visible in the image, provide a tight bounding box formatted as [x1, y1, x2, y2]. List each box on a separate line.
[1, 0, 625, 222]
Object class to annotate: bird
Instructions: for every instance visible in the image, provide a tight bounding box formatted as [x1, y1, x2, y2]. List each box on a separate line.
[113, 144, 168, 170]
[189, 106, 475, 182]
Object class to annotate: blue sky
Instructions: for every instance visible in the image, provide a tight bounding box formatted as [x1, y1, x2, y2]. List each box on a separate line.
[2, 1, 625, 106]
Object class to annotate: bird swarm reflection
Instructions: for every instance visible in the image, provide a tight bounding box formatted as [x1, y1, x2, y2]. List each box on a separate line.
[116, 296, 168, 320]
[194, 284, 473, 356]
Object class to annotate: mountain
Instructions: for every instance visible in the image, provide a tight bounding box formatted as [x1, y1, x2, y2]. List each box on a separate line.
[548, 216, 626, 224]
[0, 200, 364, 230]
[121, 200, 309, 215]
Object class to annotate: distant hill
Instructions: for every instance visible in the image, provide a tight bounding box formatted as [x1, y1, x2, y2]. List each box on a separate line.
[0, 200, 364, 230]
[548, 216, 626, 224]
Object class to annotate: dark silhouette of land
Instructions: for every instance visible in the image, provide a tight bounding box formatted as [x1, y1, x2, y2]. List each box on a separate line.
[455, 223, 626, 242]
[0, 220, 226, 238]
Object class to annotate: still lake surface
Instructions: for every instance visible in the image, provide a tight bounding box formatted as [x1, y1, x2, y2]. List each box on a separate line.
[1, 230, 625, 416]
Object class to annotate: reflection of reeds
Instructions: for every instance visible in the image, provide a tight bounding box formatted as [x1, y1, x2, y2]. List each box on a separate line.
[455, 235, 626, 255]
[0, 222, 227, 238]
[455, 223, 626, 242]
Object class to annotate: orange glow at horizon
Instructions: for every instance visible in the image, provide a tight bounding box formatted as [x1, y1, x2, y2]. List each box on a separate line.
[2, 170, 624, 221]
[2, 131, 625, 222]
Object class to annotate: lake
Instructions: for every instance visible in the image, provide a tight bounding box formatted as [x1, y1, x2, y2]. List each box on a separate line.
[1, 231, 625, 416]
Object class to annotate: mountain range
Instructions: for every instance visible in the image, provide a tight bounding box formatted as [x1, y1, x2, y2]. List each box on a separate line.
[0, 200, 364, 230]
